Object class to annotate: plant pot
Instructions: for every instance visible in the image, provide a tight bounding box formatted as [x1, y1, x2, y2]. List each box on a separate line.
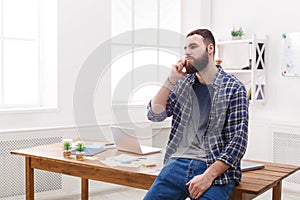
[232, 36, 242, 40]
[63, 150, 72, 158]
[76, 151, 85, 161]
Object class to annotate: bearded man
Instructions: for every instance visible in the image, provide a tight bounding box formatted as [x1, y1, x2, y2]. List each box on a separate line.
[144, 29, 249, 200]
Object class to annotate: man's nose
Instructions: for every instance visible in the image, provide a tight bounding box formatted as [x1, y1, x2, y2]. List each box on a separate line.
[185, 49, 191, 56]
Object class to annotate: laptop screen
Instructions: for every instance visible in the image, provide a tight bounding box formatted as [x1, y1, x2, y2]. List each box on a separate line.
[241, 161, 265, 172]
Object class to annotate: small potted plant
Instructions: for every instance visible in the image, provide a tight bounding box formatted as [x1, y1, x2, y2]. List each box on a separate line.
[63, 141, 72, 158]
[75, 142, 85, 161]
[231, 27, 245, 40]
[215, 59, 222, 65]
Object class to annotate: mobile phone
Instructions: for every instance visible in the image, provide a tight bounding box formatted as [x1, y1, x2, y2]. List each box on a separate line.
[181, 60, 187, 73]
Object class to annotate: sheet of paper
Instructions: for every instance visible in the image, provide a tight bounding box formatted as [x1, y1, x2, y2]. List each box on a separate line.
[101, 159, 141, 167]
[101, 154, 140, 167]
[106, 154, 138, 162]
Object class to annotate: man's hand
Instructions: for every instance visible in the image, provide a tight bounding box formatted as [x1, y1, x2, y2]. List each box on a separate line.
[186, 174, 214, 199]
[169, 59, 187, 84]
[186, 160, 229, 199]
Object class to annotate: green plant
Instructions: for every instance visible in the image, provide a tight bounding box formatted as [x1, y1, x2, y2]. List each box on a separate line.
[76, 142, 85, 152]
[63, 141, 71, 151]
[231, 27, 245, 37]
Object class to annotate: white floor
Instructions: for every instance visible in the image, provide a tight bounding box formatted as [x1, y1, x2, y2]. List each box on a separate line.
[44, 182, 300, 200]
[24, 181, 300, 200]
[46, 184, 147, 200]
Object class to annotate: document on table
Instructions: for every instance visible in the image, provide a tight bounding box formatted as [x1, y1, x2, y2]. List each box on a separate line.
[101, 154, 160, 169]
[101, 154, 140, 167]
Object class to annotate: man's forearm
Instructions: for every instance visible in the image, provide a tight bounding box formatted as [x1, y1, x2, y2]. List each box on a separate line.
[203, 160, 229, 182]
[151, 60, 186, 114]
[151, 78, 174, 114]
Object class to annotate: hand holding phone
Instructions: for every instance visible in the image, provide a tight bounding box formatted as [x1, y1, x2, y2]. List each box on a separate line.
[169, 59, 188, 85]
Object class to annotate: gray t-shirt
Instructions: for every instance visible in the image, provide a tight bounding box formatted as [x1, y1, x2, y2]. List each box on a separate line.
[171, 78, 213, 161]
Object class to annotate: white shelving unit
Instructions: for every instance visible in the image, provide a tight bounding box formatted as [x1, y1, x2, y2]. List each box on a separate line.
[216, 35, 268, 103]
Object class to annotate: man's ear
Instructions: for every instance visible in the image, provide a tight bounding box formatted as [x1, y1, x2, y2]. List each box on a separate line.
[207, 43, 214, 55]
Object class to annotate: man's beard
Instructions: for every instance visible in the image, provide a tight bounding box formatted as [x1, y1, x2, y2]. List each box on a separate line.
[185, 51, 209, 74]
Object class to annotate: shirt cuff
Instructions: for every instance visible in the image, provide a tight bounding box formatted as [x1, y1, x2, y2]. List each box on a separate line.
[147, 101, 168, 122]
[217, 154, 237, 169]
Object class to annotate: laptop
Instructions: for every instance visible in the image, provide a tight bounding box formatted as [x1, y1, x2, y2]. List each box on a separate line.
[111, 126, 162, 155]
[241, 160, 265, 172]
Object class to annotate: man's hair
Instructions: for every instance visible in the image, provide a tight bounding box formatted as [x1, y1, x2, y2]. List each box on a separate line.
[186, 29, 215, 55]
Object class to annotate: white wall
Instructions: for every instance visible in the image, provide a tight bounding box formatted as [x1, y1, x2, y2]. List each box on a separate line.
[212, 0, 300, 124]
[211, 0, 300, 161]
[182, 0, 211, 33]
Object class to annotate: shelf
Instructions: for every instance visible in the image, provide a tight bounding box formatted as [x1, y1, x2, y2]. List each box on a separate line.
[224, 69, 252, 74]
[217, 35, 267, 104]
[217, 39, 252, 45]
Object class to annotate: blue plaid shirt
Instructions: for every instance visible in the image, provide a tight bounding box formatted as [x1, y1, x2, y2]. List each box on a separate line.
[147, 66, 248, 185]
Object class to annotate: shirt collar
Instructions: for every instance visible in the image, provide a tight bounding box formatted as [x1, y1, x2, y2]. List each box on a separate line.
[211, 66, 224, 90]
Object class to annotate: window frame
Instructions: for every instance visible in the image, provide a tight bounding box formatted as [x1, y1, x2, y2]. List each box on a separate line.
[0, 0, 57, 111]
[110, 0, 182, 105]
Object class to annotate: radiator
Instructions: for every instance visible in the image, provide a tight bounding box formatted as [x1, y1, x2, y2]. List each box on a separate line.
[273, 127, 300, 184]
[0, 136, 62, 199]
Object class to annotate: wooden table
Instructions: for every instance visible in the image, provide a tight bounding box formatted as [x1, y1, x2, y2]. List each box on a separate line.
[229, 160, 300, 200]
[11, 142, 300, 200]
[11, 142, 163, 200]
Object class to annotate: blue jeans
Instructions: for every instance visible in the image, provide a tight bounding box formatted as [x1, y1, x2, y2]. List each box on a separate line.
[144, 158, 235, 200]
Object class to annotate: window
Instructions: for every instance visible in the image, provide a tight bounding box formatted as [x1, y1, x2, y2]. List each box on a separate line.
[111, 0, 182, 105]
[0, 0, 57, 110]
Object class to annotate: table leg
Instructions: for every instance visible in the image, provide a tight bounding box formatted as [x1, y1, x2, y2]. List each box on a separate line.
[272, 181, 282, 200]
[26, 157, 34, 200]
[81, 178, 89, 200]
[229, 190, 256, 200]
